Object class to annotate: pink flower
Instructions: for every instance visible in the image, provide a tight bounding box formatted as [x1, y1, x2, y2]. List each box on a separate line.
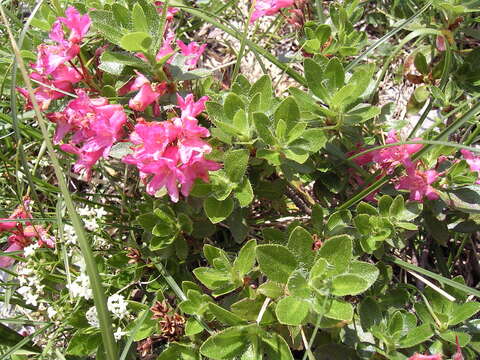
[180, 155, 221, 196]
[154, 1, 180, 21]
[121, 72, 167, 112]
[250, 0, 294, 23]
[123, 94, 220, 202]
[407, 354, 441, 360]
[52, 90, 127, 179]
[0, 199, 54, 267]
[156, 30, 176, 62]
[395, 166, 439, 202]
[177, 93, 209, 120]
[177, 40, 207, 69]
[58, 6, 91, 43]
[461, 149, 480, 184]
[372, 130, 422, 174]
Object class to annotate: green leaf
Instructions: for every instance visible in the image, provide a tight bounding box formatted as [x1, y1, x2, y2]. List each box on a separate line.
[303, 128, 327, 152]
[204, 196, 234, 224]
[99, 51, 149, 75]
[256, 245, 298, 283]
[326, 299, 353, 321]
[349, 261, 379, 289]
[389, 195, 405, 218]
[317, 235, 353, 276]
[208, 303, 246, 326]
[287, 226, 315, 269]
[398, 324, 434, 348]
[200, 325, 258, 359]
[439, 330, 471, 347]
[359, 297, 382, 330]
[249, 75, 272, 111]
[304, 58, 329, 102]
[185, 318, 204, 336]
[132, 3, 149, 32]
[149, 234, 176, 251]
[332, 274, 369, 296]
[324, 58, 345, 92]
[275, 296, 310, 325]
[193, 267, 231, 290]
[439, 185, 480, 214]
[224, 93, 245, 120]
[258, 281, 285, 299]
[157, 343, 200, 360]
[448, 302, 480, 326]
[233, 239, 257, 277]
[67, 329, 102, 356]
[262, 332, 294, 360]
[120, 32, 152, 52]
[225, 149, 249, 183]
[287, 270, 311, 298]
[235, 178, 254, 208]
[90, 10, 124, 45]
[112, 4, 131, 28]
[253, 112, 276, 145]
[274, 97, 300, 132]
[414, 52, 429, 75]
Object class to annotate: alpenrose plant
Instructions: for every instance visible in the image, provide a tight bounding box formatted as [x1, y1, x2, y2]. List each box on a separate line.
[1, 0, 480, 359]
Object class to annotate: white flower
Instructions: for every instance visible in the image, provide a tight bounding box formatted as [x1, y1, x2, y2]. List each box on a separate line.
[17, 286, 39, 306]
[47, 307, 57, 319]
[84, 217, 99, 231]
[114, 327, 127, 341]
[96, 207, 107, 218]
[86, 306, 99, 328]
[24, 243, 40, 257]
[67, 273, 92, 300]
[107, 294, 129, 319]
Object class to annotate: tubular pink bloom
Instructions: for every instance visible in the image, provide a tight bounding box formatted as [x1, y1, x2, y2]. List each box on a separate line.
[407, 354, 442, 360]
[180, 156, 222, 197]
[128, 119, 179, 160]
[59, 6, 91, 43]
[0, 241, 24, 268]
[54, 91, 127, 179]
[0, 199, 54, 267]
[250, 0, 295, 23]
[127, 72, 167, 111]
[154, 1, 179, 21]
[177, 137, 212, 164]
[461, 149, 480, 172]
[156, 30, 176, 62]
[460, 149, 480, 184]
[372, 130, 422, 174]
[395, 166, 439, 202]
[177, 93, 209, 119]
[49, 20, 66, 44]
[176, 40, 207, 69]
[34, 43, 80, 75]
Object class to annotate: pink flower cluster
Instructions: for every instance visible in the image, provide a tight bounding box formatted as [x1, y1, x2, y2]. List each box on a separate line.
[250, 0, 295, 23]
[407, 354, 441, 360]
[123, 94, 221, 202]
[48, 89, 127, 179]
[17, 6, 91, 110]
[17, 7, 219, 200]
[461, 149, 480, 184]
[350, 130, 439, 202]
[0, 198, 55, 268]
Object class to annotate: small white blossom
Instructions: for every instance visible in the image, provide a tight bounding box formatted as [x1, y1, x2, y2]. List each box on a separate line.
[67, 273, 92, 300]
[114, 327, 127, 340]
[17, 286, 39, 306]
[86, 306, 99, 328]
[107, 294, 129, 319]
[24, 243, 40, 257]
[47, 307, 57, 319]
[84, 217, 99, 231]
